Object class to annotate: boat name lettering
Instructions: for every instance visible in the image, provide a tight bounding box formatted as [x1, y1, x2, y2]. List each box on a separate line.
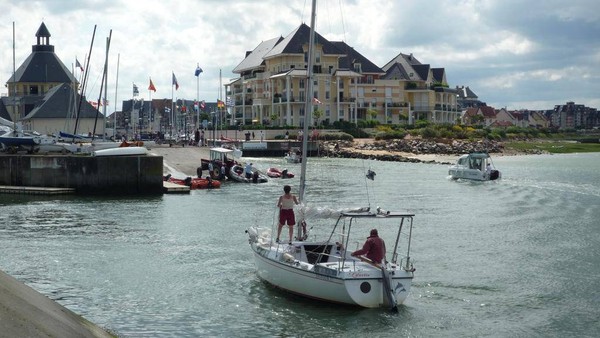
[351, 272, 370, 278]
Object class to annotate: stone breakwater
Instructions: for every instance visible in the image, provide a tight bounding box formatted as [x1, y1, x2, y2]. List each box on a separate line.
[319, 139, 507, 164]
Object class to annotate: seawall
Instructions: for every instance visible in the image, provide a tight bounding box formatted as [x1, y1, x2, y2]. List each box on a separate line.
[0, 154, 163, 195]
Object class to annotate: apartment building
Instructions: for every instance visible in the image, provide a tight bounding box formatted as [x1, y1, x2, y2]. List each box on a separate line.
[227, 24, 460, 127]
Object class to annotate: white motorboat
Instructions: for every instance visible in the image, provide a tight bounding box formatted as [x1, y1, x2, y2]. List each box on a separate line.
[448, 152, 501, 181]
[284, 148, 301, 163]
[246, 0, 415, 311]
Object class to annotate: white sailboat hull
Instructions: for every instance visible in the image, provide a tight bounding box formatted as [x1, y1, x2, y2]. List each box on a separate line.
[250, 237, 413, 308]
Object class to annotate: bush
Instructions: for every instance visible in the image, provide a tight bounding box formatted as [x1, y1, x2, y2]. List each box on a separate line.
[318, 132, 354, 141]
[374, 129, 407, 140]
[421, 127, 438, 139]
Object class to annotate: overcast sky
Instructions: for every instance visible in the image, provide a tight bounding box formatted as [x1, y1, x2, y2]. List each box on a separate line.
[1, 0, 599, 114]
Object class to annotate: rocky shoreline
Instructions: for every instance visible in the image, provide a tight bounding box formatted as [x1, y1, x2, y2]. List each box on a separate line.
[318, 139, 539, 164]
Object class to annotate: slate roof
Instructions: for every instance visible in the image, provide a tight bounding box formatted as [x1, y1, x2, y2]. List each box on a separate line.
[22, 83, 102, 120]
[382, 62, 411, 80]
[6, 23, 76, 85]
[412, 64, 430, 82]
[0, 99, 13, 121]
[431, 68, 445, 83]
[330, 41, 384, 74]
[381, 53, 422, 72]
[456, 86, 478, 99]
[232, 36, 283, 73]
[263, 23, 342, 59]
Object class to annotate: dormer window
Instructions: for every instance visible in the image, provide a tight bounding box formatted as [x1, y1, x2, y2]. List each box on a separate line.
[353, 63, 362, 73]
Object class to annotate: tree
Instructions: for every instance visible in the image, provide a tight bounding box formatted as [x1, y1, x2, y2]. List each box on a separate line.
[270, 113, 279, 126]
[312, 109, 324, 127]
[367, 108, 378, 121]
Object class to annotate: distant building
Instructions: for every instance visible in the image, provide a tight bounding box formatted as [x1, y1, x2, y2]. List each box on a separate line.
[551, 101, 599, 130]
[0, 22, 103, 135]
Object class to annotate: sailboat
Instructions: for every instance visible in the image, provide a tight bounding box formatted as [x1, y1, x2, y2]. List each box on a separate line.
[246, 0, 416, 311]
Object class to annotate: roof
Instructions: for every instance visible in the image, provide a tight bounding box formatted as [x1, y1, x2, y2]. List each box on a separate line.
[263, 23, 342, 59]
[431, 68, 445, 83]
[332, 69, 362, 77]
[6, 22, 76, 84]
[381, 53, 422, 71]
[22, 83, 102, 120]
[412, 64, 430, 82]
[232, 36, 282, 73]
[480, 105, 496, 118]
[382, 62, 411, 80]
[331, 41, 384, 74]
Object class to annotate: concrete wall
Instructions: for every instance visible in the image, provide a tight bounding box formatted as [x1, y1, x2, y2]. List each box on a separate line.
[0, 154, 163, 195]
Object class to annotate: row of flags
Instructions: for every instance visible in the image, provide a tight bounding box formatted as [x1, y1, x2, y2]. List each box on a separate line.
[138, 66, 200, 94]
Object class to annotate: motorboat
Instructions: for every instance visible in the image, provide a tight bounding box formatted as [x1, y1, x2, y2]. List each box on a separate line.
[448, 152, 501, 181]
[163, 174, 221, 189]
[284, 148, 302, 163]
[229, 164, 268, 183]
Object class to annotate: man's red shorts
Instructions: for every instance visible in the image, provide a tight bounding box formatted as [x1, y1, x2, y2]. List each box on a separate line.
[279, 209, 295, 225]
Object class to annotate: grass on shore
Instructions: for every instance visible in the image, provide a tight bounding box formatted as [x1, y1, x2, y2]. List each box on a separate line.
[504, 140, 600, 154]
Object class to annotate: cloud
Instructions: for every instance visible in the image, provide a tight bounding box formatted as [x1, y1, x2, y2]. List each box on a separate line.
[0, 0, 598, 113]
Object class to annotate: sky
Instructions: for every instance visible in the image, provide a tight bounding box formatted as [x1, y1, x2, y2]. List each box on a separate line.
[1, 0, 599, 115]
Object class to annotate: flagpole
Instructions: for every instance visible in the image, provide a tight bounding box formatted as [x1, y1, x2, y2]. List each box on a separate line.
[171, 72, 174, 140]
[196, 63, 200, 135]
[219, 68, 222, 139]
[148, 77, 152, 134]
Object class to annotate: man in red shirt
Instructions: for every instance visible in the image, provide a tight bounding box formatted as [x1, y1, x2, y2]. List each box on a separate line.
[351, 229, 386, 264]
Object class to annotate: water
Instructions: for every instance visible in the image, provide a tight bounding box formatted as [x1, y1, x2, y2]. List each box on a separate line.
[1, 153, 599, 337]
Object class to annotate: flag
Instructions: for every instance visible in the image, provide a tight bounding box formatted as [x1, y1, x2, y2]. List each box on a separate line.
[217, 99, 225, 108]
[200, 100, 206, 109]
[195, 64, 203, 77]
[133, 84, 139, 97]
[76, 58, 84, 71]
[148, 78, 156, 92]
[312, 97, 322, 105]
[172, 72, 179, 90]
[226, 97, 234, 107]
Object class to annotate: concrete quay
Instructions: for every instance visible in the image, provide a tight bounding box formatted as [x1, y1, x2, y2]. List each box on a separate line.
[0, 269, 113, 337]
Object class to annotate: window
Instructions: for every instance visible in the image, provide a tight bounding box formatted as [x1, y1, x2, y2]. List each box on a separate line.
[29, 85, 39, 95]
[316, 51, 321, 63]
[353, 63, 362, 73]
[299, 79, 305, 89]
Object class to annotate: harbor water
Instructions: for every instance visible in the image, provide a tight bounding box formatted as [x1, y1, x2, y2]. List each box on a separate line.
[1, 153, 599, 337]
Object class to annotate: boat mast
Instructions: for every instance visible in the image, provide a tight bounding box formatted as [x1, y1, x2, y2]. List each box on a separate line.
[73, 25, 96, 140]
[296, 0, 316, 241]
[298, 0, 316, 203]
[95, 30, 112, 141]
[12, 21, 17, 134]
[113, 53, 120, 140]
